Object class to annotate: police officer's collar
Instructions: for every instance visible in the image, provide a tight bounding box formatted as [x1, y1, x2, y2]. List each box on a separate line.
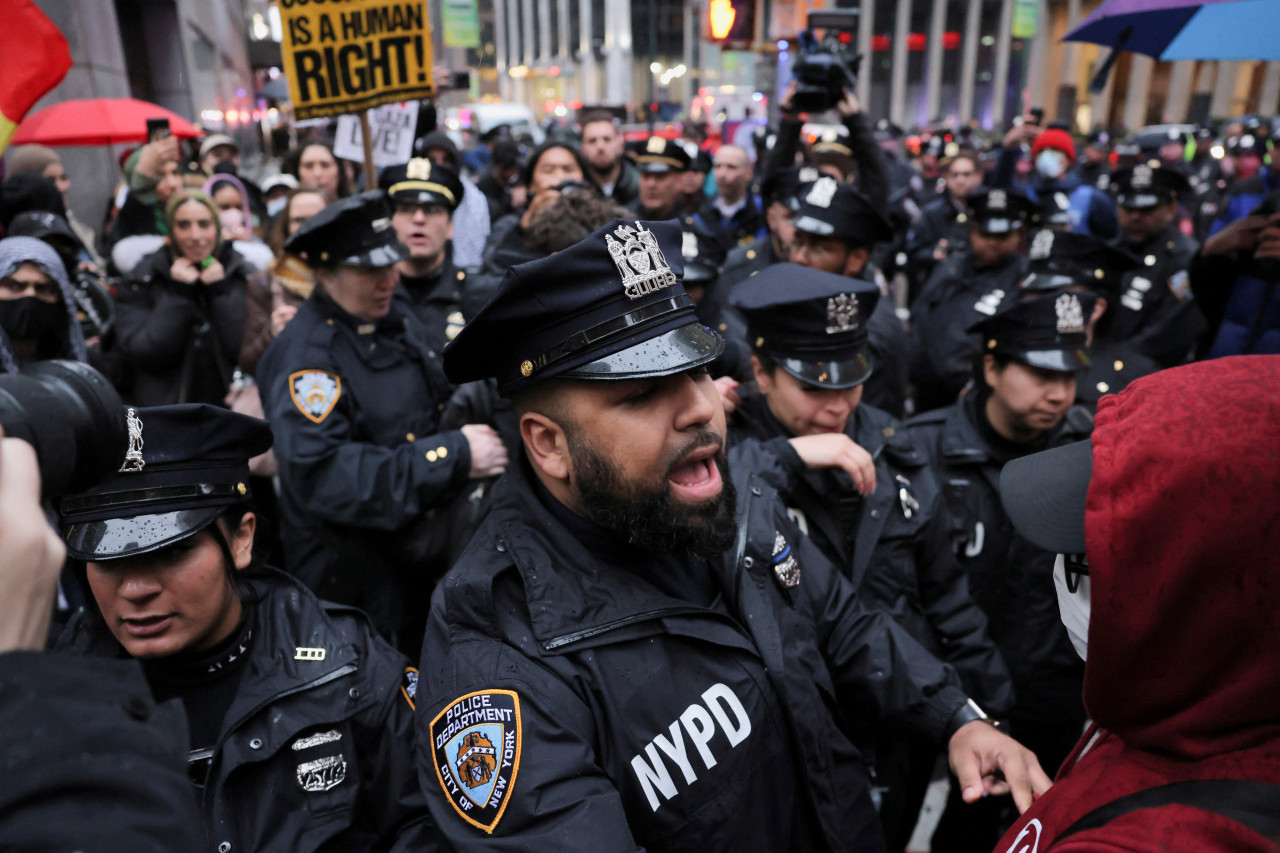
[313, 288, 407, 336]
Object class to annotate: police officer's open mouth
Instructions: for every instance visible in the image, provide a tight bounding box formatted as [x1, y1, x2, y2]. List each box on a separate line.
[667, 447, 722, 500]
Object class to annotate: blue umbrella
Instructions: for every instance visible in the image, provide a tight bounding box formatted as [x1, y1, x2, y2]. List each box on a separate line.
[1065, 0, 1280, 61]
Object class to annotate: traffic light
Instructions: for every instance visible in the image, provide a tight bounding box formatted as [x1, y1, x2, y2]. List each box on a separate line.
[707, 0, 755, 46]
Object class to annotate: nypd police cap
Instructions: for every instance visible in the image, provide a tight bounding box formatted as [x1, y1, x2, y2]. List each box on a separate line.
[285, 190, 408, 268]
[1019, 229, 1140, 298]
[1111, 163, 1189, 210]
[634, 136, 693, 173]
[443, 218, 723, 393]
[966, 187, 1036, 235]
[379, 157, 464, 213]
[60, 404, 273, 561]
[791, 177, 893, 245]
[968, 290, 1098, 373]
[730, 262, 879, 389]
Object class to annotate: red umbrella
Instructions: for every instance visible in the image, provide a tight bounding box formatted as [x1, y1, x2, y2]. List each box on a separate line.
[9, 97, 202, 147]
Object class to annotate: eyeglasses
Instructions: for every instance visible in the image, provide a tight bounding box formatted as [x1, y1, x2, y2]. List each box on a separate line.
[1064, 552, 1089, 593]
[0, 276, 61, 302]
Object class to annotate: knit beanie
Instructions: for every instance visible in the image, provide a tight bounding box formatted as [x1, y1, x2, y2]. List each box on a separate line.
[1031, 128, 1077, 161]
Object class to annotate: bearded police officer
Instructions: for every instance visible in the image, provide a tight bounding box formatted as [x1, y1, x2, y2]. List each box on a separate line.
[380, 157, 470, 352]
[908, 290, 1097, 851]
[257, 192, 508, 650]
[1107, 163, 1205, 367]
[416, 218, 1049, 852]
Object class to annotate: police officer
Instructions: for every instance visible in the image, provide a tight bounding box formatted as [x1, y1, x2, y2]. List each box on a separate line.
[1208, 129, 1273, 236]
[909, 187, 1037, 414]
[56, 404, 435, 852]
[1014, 228, 1149, 409]
[256, 192, 508, 647]
[417, 218, 1049, 852]
[633, 137, 693, 220]
[717, 165, 820, 291]
[906, 149, 985, 292]
[1108, 163, 1205, 366]
[727, 264, 1014, 851]
[907, 290, 1097, 852]
[380, 157, 469, 352]
[787, 175, 910, 417]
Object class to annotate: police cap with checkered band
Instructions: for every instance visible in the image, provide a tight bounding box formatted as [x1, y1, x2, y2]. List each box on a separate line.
[443, 218, 723, 394]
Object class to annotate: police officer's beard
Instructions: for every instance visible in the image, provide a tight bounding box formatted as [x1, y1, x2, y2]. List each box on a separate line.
[568, 433, 739, 557]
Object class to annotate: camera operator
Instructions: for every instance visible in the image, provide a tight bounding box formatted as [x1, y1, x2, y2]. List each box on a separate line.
[0, 428, 204, 850]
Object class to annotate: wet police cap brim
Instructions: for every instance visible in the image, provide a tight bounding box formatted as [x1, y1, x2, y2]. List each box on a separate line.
[774, 349, 873, 390]
[1015, 346, 1091, 373]
[792, 215, 836, 237]
[64, 506, 224, 562]
[999, 438, 1093, 554]
[637, 160, 682, 174]
[564, 321, 724, 380]
[338, 242, 409, 268]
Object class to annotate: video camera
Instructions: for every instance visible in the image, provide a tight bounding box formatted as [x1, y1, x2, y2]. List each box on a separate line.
[791, 9, 862, 114]
[0, 360, 127, 498]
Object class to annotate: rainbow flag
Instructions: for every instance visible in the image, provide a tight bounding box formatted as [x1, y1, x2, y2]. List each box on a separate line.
[0, 0, 72, 156]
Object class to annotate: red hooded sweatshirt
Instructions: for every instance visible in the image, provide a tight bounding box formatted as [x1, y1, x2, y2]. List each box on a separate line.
[996, 355, 1280, 852]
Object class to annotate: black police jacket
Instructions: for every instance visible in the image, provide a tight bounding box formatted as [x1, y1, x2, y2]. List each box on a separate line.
[0, 652, 205, 851]
[417, 456, 972, 852]
[1109, 224, 1204, 367]
[396, 250, 468, 355]
[728, 391, 1013, 720]
[59, 571, 435, 853]
[908, 250, 1028, 414]
[907, 392, 1091, 729]
[906, 193, 970, 289]
[115, 243, 253, 406]
[257, 290, 469, 632]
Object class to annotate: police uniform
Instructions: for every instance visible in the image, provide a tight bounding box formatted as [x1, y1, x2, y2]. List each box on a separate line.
[716, 166, 822, 292]
[727, 265, 1013, 850]
[419, 219, 993, 852]
[907, 294, 1097, 851]
[909, 188, 1036, 413]
[56, 404, 434, 853]
[1107, 164, 1204, 367]
[790, 176, 911, 417]
[380, 158, 470, 353]
[1016, 228, 1155, 410]
[257, 193, 469, 641]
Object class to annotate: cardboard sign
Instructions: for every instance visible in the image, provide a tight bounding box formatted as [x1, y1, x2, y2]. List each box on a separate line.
[279, 0, 434, 120]
[333, 101, 420, 168]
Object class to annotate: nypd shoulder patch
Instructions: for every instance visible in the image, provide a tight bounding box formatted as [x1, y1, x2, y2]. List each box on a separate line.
[401, 666, 419, 710]
[430, 689, 522, 834]
[289, 370, 342, 424]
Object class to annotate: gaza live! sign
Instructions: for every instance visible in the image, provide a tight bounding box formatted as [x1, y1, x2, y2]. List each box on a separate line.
[279, 0, 434, 120]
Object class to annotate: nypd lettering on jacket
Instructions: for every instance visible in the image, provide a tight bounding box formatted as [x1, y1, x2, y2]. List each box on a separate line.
[630, 682, 753, 811]
[430, 690, 523, 833]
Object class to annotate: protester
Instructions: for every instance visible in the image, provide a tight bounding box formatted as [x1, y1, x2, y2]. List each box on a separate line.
[106, 134, 184, 250]
[114, 189, 253, 405]
[580, 110, 639, 208]
[997, 356, 1280, 851]
[283, 141, 349, 199]
[0, 236, 87, 371]
[5, 144, 102, 266]
[417, 130, 491, 268]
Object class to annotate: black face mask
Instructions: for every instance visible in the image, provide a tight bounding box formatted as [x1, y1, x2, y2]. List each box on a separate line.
[0, 295, 65, 341]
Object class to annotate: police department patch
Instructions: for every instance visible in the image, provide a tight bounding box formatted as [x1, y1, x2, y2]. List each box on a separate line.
[401, 667, 419, 709]
[289, 370, 342, 423]
[430, 689, 522, 833]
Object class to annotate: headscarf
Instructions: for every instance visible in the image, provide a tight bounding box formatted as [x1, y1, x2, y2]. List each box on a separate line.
[202, 173, 254, 232]
[0, 235, 88, 370]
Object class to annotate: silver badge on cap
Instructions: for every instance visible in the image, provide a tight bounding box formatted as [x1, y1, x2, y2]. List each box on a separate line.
[607, 222, 677, 300]
[825, 293, 860, 334]
[682, 230, 699, 260]
[406, 158, 432, 180]
[1030, 229, 1055, 260]
[1132, 165, 1153, 189]
[805, 176, 838, 209]
[989, 189, 1007, 209]
[1055, 293, 1086, 334]
[119, 407, 145, 473]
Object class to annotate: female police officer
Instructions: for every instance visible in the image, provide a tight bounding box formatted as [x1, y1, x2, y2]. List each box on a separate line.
[56, 403, 435, 852]
[726, 263, 1012, 850]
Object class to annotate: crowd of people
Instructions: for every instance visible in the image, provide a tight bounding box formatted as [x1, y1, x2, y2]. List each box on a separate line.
[2, 85, 1279, 853]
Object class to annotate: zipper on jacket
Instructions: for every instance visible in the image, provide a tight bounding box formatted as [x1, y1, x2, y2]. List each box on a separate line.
[543, 606, 710, 651]
[215, 662, 359, 753]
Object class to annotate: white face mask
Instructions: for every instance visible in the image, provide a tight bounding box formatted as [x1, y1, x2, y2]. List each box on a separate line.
[266, 197, 288, 218]
[1035, 150, 1066, 179]
[1054, 553, 1091, 661]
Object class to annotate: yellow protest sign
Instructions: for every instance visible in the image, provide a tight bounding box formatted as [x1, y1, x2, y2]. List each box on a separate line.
[279, 0, 434, 120]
